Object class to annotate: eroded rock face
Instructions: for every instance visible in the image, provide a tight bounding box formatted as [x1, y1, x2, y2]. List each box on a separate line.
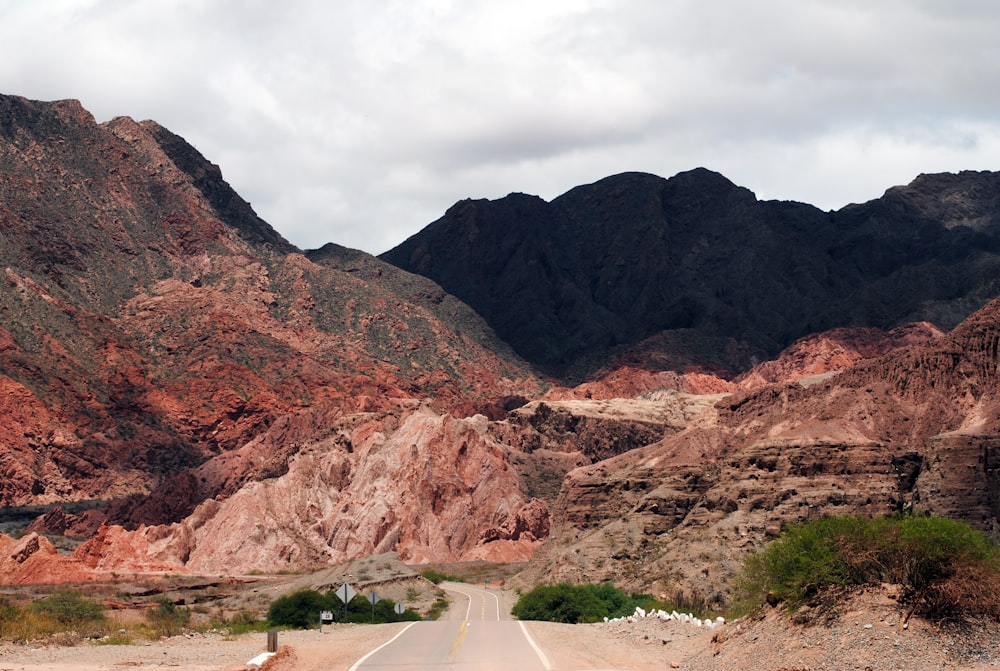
[66, 408, 550, 576]
[734, 322, 945, 389]
[0, 532, 97, 585]
[520, 299, 1000, 598]
[5, 93, 1000, 594]
[0, 94, 539, 513]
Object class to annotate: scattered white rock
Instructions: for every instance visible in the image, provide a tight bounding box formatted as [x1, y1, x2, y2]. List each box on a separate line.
[246, 651, 276, 669]
[604, 606, 724, 631]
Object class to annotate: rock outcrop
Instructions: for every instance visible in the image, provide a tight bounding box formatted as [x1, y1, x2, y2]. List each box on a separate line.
[518, 298, 1000, 598]
[43, 407, 551, 577]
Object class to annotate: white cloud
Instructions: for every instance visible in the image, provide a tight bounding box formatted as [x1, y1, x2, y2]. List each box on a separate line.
[1, 0, 998, 253]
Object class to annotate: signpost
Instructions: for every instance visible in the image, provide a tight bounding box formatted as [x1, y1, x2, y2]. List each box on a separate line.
[319, 611, 333, 633]
[394, 603, 405, 615]
[367, 592, 380, 623]
[333, 582, 357, 622]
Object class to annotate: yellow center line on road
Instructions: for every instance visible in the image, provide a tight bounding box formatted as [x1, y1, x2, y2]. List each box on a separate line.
[447, 619, 470, 662]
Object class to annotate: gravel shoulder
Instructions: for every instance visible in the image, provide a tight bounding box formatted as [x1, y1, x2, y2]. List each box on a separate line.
[4, 587, 999, 670]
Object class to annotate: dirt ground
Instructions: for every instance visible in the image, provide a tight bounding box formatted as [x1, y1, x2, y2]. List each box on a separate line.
[3, 586, 999, 671]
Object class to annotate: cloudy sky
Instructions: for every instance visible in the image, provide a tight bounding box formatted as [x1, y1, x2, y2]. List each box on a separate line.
[2, 1, 999, 254]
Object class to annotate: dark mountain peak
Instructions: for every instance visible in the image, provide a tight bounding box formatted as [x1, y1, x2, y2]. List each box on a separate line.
[443, 191, 549, 219]
[667, 166, 745, 192]
[383, 167, 1000, 380]
[879, 170, 1000, 232]
[556, 167, 746, 202]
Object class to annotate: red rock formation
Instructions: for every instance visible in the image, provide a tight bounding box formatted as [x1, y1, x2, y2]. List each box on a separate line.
[0, 533, 96, 585]
[0, 95, 539, 522]
[58, 407, 548, 575]
[543, 368, 735, 401]
[3, 93, 998, 592]
[735, 322, 944, 389]
[521, 300, 1000, 595]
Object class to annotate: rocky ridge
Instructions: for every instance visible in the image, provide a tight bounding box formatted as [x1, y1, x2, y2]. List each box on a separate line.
[382, 168, 1000, 379]
[0, 95, 542, 573]
[2, 94, 999, 607]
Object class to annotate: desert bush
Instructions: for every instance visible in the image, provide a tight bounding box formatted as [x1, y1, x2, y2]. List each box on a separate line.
[267, 589, 420, 627]
[0, 592, 111, 642]
[733, 514, 1000, 620]
[267, 590, 333, 628]
[146, 597, 191, 637]
[0, 597, 24, 640]
[420, 569, 455, 584]
[209, 608, 268, 636]
[95, 628, 134, 645]
[512, 583, 655, 624]
[426, 597, 450, 621]
[28, 591, 106, 627]
[373, 598, 422, 623]
[0, 597, 19, 630]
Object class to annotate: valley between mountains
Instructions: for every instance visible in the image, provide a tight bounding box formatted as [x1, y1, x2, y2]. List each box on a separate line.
[2, 92, 1000, 627]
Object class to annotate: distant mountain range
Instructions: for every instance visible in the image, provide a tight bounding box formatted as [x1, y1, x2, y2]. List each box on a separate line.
[2, 94, 999, 596]
[381, 168, 1000, 379]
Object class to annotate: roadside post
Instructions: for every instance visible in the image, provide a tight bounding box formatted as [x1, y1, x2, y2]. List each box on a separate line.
[319, 610, 333, 633]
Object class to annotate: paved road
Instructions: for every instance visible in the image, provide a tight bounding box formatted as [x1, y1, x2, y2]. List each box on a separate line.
[439, 582, 504, 621]
[349, 582, 551, 671]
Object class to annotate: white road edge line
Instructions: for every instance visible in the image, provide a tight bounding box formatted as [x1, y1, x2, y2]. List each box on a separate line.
[347, 621, 419, 671]
[444, 582, 502, 621]
[518, 620, 552, 670]
[485, 585, 500, 620]
[440, 583, 476, 621]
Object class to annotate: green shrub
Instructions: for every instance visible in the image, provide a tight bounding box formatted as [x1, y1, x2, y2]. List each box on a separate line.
[373, 598, 422, 623]
[267, 590, 421, 628]
[216, 609, 267, 635]
[733, 514, 1000, 620]
[0, 597, 23, 640]
[28, 591, 106, 626]
[267, 590, 333, 629]
[426, 598, 450, 621]
[146, 597, 191, 637]
[0, 597, 19, 624]
[512, 583, 655, 624]
[421, 569, 453, 584]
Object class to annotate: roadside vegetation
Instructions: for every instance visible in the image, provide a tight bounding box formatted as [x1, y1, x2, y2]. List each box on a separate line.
[512, 582, 673, 624]
[0, 590, 268, 645]
[732, 514, 1000, 621]
[0, 591, 118, 644]
[266, 589, 423, 627]
[420, 569, 456, 584]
